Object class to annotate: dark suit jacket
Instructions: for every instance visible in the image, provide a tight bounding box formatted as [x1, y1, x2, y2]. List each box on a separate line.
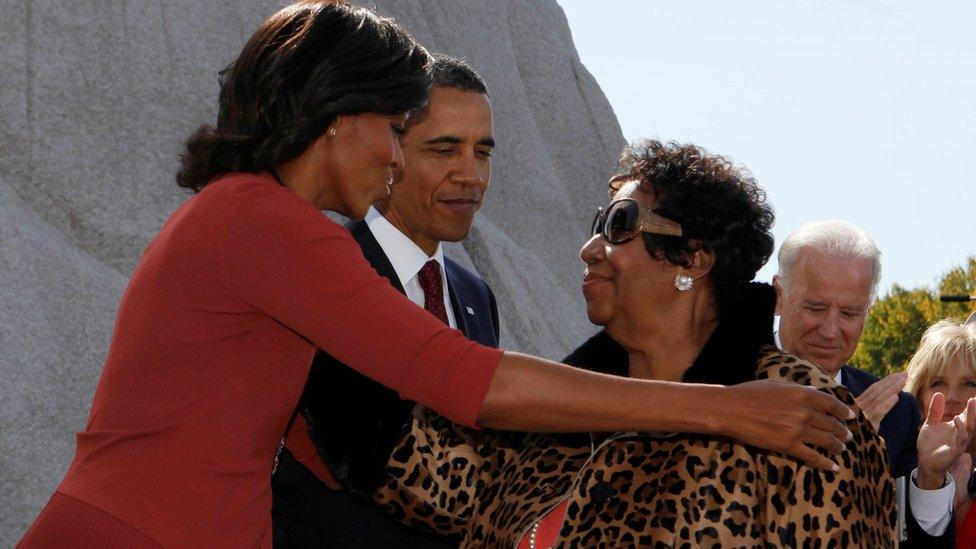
[842, 365, 921, 479]
[271, 220, 499, 548]
[842, 364, 954, 548]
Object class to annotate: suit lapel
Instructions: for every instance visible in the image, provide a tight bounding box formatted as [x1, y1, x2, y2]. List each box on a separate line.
[346, 221, 488, 341]
[840, 365, 865, 397]
[345, 220, 406, 295]
[348, 220, 479, 339]
[444, 261, 472, 338]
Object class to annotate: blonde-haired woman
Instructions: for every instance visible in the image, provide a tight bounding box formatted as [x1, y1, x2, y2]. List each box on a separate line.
[906, 318, 976, 546]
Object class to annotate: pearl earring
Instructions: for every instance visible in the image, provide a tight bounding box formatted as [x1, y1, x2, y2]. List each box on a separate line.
[674, 274, 694, 291]
[328, 127, 337, 137]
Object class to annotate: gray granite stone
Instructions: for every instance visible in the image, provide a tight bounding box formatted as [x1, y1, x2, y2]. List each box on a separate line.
[0, 177, 127, 542]
[0, 1, 624, 542]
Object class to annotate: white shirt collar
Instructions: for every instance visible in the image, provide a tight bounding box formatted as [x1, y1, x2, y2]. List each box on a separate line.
[365, 206, 446, 286]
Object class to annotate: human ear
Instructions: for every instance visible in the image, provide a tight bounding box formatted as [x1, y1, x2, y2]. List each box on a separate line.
[685, 247, 715, 280]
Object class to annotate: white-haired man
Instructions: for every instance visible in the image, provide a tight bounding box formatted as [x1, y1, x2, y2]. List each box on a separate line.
[774, 220, 970, 545]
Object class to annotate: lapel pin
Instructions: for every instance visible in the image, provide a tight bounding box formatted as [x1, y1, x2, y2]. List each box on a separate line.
[465, 306, 475, 315]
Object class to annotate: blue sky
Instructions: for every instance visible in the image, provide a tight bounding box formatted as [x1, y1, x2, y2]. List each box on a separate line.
[559, 1, 975, 294]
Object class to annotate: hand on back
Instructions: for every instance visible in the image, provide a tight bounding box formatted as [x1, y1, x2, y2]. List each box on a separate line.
[720, 380, 854, 472]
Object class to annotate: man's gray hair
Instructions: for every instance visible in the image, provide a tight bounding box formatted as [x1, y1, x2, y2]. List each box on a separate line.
[776, 219, 882, 301]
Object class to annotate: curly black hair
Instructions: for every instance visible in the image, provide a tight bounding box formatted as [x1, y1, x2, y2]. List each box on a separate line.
[176, 1, 432, 192]
[609, 139, 775, 312]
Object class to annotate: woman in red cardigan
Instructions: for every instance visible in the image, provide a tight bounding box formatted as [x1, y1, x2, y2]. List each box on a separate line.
[19, 2, 855, 547]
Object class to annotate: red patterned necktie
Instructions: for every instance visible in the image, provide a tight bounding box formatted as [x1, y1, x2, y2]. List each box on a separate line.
[417, 259, 450, 326]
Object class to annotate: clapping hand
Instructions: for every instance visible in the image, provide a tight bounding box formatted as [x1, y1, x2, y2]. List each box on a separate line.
[855, 371, 907, 432]
[950, 452, 973, 512]
[916, 393, 976, 490]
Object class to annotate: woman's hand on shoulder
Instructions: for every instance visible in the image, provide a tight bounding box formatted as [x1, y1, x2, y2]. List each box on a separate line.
[715, 380, 855, 472]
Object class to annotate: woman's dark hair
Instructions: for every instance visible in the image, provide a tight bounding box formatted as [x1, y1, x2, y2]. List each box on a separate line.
[176, 0, 432, 192]
[609, 139, 775, 312]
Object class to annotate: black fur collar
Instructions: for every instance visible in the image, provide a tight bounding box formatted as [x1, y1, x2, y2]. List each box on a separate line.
[562, 282, 776, 386]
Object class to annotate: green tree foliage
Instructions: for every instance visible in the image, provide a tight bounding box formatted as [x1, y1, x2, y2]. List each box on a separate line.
[851, 257, 976, 377]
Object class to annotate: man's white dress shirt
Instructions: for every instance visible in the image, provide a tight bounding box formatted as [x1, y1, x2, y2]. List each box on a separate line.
[365, 207, 457, 329]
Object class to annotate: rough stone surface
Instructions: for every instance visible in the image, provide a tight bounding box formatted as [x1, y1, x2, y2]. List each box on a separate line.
[0, 0, 624, 542]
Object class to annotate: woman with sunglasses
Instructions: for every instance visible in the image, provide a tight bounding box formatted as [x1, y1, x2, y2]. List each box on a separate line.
[337, 140, 898, 546]
[17, 3, 857, 546]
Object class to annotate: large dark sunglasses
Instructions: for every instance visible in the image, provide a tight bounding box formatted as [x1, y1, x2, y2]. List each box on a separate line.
[590, 198, 683, 244]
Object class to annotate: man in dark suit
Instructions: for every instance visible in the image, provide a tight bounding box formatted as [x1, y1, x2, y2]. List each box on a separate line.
[842, 365, 919, 479]
[774, 220, 964, 547]
[271, 55, 497, 548]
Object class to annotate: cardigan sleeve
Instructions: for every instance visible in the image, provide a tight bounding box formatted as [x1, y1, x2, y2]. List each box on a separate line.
[283, 414, 338, 488]
[221, 180, 503, 427]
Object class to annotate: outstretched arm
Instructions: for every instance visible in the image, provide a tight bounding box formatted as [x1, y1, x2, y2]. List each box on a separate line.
[226, 183, 852, 473]
[480, 352, 854, 471]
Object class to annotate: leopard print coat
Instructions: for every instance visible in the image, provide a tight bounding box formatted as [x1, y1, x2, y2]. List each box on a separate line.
[371, 285, 897, 548]
[374, 348, 896, 547]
